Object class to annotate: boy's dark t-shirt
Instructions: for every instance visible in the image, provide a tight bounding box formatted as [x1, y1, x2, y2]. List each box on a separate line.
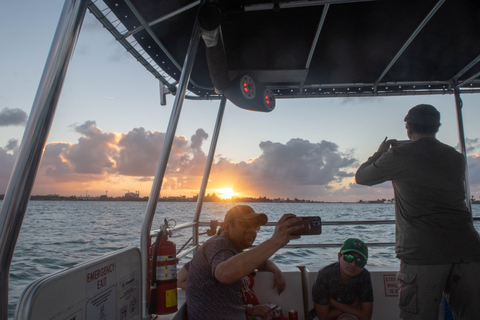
[309, 262, 373, 319]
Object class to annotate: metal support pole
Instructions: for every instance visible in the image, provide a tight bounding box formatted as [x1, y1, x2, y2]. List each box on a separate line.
[140, 19, 201, 319]
[193, 96, 227, 246]
[453, 85, 472, 215]
[0, 0, 89, 318]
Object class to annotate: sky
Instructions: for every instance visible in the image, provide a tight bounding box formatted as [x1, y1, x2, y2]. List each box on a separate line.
[1, 1, 480, 202]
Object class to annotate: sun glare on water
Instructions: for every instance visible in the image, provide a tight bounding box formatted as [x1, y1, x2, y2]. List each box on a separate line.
[216, 188, 238, 199]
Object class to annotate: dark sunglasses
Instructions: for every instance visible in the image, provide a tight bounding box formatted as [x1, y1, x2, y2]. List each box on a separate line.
[343, 253, 367, 268]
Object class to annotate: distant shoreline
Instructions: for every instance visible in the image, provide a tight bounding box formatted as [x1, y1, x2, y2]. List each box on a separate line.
[1, 195, 478, 204]
[0, 194, 380, 204]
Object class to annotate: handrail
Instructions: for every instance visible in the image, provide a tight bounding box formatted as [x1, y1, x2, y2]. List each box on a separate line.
[177, 246, 198, 260]
[166, 217, 480, 260]
[150, 217, 480, 236]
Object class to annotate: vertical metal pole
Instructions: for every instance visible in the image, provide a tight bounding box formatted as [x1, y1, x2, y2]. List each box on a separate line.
[0, 0, 89, 318]
[140, 19, 201, 319]
[454, 85, 472, 215]
[193, 96, 227, 245]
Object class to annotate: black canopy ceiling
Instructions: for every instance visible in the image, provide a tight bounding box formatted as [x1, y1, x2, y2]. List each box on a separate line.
[93, 0, 480, 99]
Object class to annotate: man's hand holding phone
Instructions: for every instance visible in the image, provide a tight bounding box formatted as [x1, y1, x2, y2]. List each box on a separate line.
[289, 216, 322, 236]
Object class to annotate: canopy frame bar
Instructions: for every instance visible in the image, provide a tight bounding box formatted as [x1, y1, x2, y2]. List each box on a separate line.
[140, 8, 202, 318]
[88, 2, 177, 92]
[122, 1, 201, 39]
[453, 85, 472, 214]
[192, 96, 227, 246]
[0, 0, 89, 317]
[374, 0, 445, 89]
[305, 4, 329, 71]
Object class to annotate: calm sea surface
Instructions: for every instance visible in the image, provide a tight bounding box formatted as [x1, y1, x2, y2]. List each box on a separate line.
[3, 200, 480, 318]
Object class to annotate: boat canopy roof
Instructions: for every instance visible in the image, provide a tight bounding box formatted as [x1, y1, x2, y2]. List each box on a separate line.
[92, 0, 480, 99]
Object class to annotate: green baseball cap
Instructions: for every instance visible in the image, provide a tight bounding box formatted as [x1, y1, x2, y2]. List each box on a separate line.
[340, 238, 368, 261]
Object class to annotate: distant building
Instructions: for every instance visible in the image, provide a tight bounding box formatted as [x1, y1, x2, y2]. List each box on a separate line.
[125, 191, 140, 199]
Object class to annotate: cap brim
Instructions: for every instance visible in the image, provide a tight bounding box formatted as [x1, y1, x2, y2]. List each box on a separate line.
[243, 212, 268, 225]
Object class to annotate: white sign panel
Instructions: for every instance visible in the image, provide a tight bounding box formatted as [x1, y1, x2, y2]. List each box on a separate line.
[87, 285, 116, 320]
[383, 274, 399, 297]
[86, 259, 116, 298]
[118, 272, 140, 320]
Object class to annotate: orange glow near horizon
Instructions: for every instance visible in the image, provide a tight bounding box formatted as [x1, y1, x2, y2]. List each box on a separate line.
[215, 188, 238, 199]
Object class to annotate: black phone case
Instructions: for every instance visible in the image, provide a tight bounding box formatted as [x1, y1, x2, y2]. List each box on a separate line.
[291, 216, 322, 235]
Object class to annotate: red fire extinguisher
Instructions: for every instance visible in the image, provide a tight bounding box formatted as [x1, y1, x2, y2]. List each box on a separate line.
[149, 219, 178, 315]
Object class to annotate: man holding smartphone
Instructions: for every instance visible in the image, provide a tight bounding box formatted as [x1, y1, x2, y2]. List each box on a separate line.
[309, 238, 374, 320]
[355, 104, 480, 320]
[185, 205, 304, 319]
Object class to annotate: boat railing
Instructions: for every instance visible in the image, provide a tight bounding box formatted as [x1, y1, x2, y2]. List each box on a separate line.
[150, 217, 480, 260]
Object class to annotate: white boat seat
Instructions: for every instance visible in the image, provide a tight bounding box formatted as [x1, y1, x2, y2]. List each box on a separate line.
[253, 266, 305, 319]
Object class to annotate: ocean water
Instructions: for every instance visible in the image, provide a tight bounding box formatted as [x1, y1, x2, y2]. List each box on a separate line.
[3, 200, 480, 318]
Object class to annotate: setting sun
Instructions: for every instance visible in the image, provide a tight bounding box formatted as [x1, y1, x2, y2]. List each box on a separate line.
[216, 188, 238, 199]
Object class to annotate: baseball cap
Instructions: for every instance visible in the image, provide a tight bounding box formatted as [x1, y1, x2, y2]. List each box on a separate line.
[224, 205, 268, 225]
[340, 238, 368, 261]
[404, 104, 441, 126]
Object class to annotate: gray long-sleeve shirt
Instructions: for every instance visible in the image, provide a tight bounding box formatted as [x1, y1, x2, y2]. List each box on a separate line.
[356, 137, 480, 264]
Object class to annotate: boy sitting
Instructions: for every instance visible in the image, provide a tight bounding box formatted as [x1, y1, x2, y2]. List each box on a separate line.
[309, 238, 373, 320]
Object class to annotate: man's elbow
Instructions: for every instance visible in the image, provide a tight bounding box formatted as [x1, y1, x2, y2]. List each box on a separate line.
[355, 173, 369, 186]
[214, 268, 236, 285]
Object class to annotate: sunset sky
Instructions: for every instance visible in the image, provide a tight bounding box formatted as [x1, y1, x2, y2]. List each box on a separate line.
[1, 1, 480, 202]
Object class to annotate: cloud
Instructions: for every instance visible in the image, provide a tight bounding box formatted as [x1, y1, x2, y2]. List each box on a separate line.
[30, 122, 209, 193]
[204, 138, 358, 199]
[3, 119, 477, 201]
[253, 138, 356, 186]
[114, 127, 209, 178]
[467, 152, 480, 187]
[64, 121, 119, 174]
[0, 139, 20, 193]
[0, 108, 27, 126]
[26, 122, 358, 198]
[5, 139, 18, 151]
[455, 138, 480, 154]
[454, 138, 480, 190]
[115, 127, 171, 176]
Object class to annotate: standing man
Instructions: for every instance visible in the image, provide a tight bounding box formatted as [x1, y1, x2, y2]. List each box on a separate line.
[355, 104, 480, 319]
[186, 205, 303, 319]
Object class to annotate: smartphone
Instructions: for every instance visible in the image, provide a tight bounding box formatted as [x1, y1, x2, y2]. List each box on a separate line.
[290, 216, 322, 236]
[392, 140, 411, 147]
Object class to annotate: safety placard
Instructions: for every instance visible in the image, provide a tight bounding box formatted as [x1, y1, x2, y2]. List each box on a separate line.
[86, 285, 116, 319]
[156, 255, 177, 280]
[118, 272, 140, 320]
[383, 274, 398, 297]
[165, 288, 177, 308]
[86, 258, 116, 298]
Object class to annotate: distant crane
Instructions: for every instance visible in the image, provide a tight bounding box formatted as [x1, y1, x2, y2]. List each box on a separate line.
[105, 190, 108, 197]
